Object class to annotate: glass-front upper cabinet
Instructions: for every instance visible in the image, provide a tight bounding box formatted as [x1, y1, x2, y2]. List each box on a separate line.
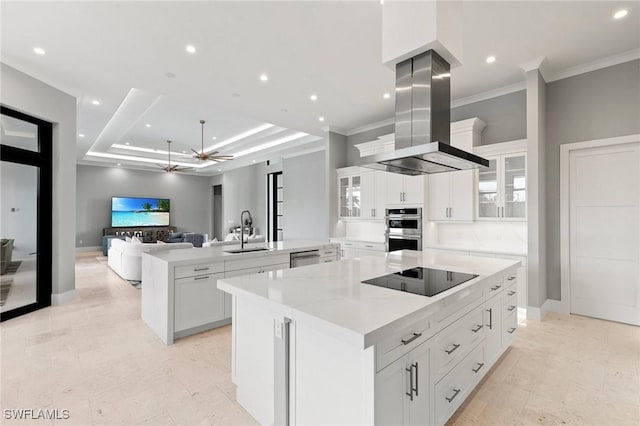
[339, 177, 350, 217]
[350, 176, 361, 218]
[477, 152, 526, 221]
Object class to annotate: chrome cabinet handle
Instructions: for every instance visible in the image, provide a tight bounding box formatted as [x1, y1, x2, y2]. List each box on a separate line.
[405, 366, 414, 401]
[507, 276, 516, 281]
[497, 206, 500, 217]
[472, 324, 483, 333]
[194, 267, 210, 271]
[508, 291, 516, 296]
[445, 343, 461, 355]
[413, 362, 419, 396]
[401, 332, 422, 345]
[472, 363, 485, 374]
[501, 206, 504, 218]
[508, 305, 516, 312]
[194, 275, 210, 281]
[491, 285, 501, 291]
[400, 192, 403, 202]
[365, 245, 373, 248]
[508, 327, 516, 334]
[449, 207, 453, 218]
[487, 308, 493, 330]
[446, 388, 461, 403]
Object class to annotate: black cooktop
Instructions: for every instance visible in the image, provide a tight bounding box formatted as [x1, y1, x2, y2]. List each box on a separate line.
[362, 267, 478, 297]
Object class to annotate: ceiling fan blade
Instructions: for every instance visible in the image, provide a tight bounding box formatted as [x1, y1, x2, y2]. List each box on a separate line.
[210, 155, 234, 161]
[207, 150, 219, 155]
[191, 148, 200, 155]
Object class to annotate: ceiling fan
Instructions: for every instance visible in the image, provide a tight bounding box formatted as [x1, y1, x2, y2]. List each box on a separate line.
[192, 120, 234, 162]
[156, 140, 195, 173]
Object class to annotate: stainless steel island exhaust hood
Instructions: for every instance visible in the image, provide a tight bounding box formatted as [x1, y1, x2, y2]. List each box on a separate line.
[360, 50, 489, 175]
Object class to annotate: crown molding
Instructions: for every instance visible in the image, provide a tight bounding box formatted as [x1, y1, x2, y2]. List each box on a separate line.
[519, 56, 552, 81]
[451, 117, 486, 135]
[546, 48, 640, 83]
[344, 117, 395, 136]
[321, 125, 348, 135]
[450, 81, 526, 108]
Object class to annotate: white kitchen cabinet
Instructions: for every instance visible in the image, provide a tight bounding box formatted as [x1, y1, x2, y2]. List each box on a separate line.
[361, 171, 387, 220]
[338, 174, 362, 219]
[387, 174, 425, 205]
[175, 272, 225, 333]
[484, 292, 502, 365]
[428, 170, 474, 222]
[476, 152, 527, 222]
[375, 340, 429, 426]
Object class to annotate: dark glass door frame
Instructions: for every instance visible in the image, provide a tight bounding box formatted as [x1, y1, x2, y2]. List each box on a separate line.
[0, 105, 53, 321]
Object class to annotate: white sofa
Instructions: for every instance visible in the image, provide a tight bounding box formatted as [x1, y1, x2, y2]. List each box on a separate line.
[108, 239, 193, 281]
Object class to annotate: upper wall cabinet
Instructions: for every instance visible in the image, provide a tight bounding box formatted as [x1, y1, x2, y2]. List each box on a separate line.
[337, 167, 386, 220]
[474, 140, 528, 222]
[386, 174, 425, 206]
[427, 118, 486, 222]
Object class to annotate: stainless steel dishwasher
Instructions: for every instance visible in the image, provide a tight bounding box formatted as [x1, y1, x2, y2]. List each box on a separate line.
[290, 249, 321, 268]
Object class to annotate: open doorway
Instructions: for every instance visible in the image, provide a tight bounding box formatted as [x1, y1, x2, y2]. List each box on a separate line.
[267, 171, 283, 241]
[212, 185, 223, 241]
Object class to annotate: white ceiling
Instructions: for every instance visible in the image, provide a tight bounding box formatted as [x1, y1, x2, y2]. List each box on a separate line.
[1, 1, 638, 175]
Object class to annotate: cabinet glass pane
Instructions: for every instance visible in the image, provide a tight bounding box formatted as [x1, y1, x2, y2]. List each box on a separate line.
[339, 177, 350, 217]
[504, 155, 526, 218]
[351, 176, 361, 217]
[478, 159, 498, 218]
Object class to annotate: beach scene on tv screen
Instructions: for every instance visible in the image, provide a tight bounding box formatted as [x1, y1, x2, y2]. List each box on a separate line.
[112, 197, 170, 227]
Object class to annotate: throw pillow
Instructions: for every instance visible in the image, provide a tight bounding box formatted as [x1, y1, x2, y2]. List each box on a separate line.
[224, 233, 235, 242]
[131, 236, 142, 244]
[156, 240, 166, 244]
[125, 236, 132, 242]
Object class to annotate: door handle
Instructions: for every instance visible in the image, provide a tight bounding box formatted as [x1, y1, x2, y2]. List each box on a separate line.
[472, 363, 485, 374]
[501, 206, 504, 218]
[508, 327, 516, 334]
[446, 388, 461, 403]
[472, 324, 483, 333]
[508, 290, 516, 296]
[412, 362, 419, 396]
[445, 343, 461, 355]
[508, 305, 516, 312]
[405, 365, 414, 401]
[487, 308, 493, 330]
[401, 332, 422, 345]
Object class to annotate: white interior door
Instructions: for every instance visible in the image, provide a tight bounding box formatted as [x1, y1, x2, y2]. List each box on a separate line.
[569, 142, 640, 325]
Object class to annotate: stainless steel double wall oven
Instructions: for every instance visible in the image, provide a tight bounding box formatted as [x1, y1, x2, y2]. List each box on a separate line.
[385, 208, 422, 252]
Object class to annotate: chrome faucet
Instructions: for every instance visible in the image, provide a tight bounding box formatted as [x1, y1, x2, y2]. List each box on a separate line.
[240, 210, 252, 249]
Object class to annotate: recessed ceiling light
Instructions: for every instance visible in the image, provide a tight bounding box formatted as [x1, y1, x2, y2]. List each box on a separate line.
[486, 56, 496, 64]
[182, 150, 187, 154]
[125, 142, 130, 145]
[91, 100, 100, 105]
[252, 160, 256, 163]
[117, 163, 121, 167]
[145, 124, 151, 128]
[218, 169, 222, 172]
[78, 133, 85, 138]
[33, 47, 46, 55]
[185, 45, 196, 54]
[211, 136, 217, 140]
[383, 93, 390, 99]
[614, 9, 629, 19]
[310, 94, 318, 101]
[259, 74, 269, 82]
[318, 116, 325, 122]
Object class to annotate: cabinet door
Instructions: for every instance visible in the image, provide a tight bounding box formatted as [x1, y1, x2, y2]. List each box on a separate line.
[360, 172, 375, 220]
[175, 272, 225, 332]
[484, 293, 502, 365]
[351, 175, 362, 218]
[339, 176, 350, 218]
[477, 157, 500, 220]
[450, 170, 475, 221]
[502, 153, 527, 220]
[403, 175, 425, 205]
[386, 173, 405, 204]
[407, 340, 429, 426]
[428, 173, 450, 221]
[373, 171, 387, 219]
[375, 354, 409, 425]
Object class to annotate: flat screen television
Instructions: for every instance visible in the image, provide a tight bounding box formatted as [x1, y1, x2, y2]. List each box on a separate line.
[111, 197, 170, 227]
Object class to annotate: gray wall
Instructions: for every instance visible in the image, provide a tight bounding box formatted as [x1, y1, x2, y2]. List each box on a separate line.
[76, 165, 212, 247]
[452, 90, 527, 145]
[545, 59, 640, 300]
[1, 63, 77, 299]
[345, 90, 527, 166]
[283, 151, 328, 240]
[221, 163, 267, 236]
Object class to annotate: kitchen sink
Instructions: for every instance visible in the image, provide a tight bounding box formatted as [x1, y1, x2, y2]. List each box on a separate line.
[225, 247, 271, 254]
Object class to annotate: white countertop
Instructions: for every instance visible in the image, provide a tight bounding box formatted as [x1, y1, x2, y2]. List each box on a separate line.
[425, 243, 527, 257]
[330, 237, 386, 245]
[218, 250, 520, 348]
[144, 240, 338, 265]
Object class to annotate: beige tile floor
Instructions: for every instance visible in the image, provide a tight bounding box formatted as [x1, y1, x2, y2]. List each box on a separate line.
[1, 252, 638, 425]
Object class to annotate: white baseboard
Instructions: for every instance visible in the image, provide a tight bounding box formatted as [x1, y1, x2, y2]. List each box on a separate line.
[527, 305, 543, 321]
[527, 299, 569, 321]
[51, 289, 76, 305]
[543, 298, 569, 315]
[76, 246, 101, 252]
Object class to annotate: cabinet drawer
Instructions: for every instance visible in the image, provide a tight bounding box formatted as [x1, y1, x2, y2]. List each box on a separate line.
[434, 343, 485, 425]
[432, 305, 485, 381]
[175, 262, 224, 279]
[355, 241, 385, 252]
[484, 274, 504, 298]
[503, 292, 518, 316]
[434, 283, 484, 328]
[224, 254, 290, 272]
[174, 272, 225, 332]
[503, 269, 518, 285]
[503, 311, 517, 348]
[319, 247, 338, 258]
[376, 313, 433, 372]
[320, 257, 336, 264]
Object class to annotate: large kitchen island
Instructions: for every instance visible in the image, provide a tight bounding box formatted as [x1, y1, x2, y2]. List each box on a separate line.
[218, 249, 521, 426]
